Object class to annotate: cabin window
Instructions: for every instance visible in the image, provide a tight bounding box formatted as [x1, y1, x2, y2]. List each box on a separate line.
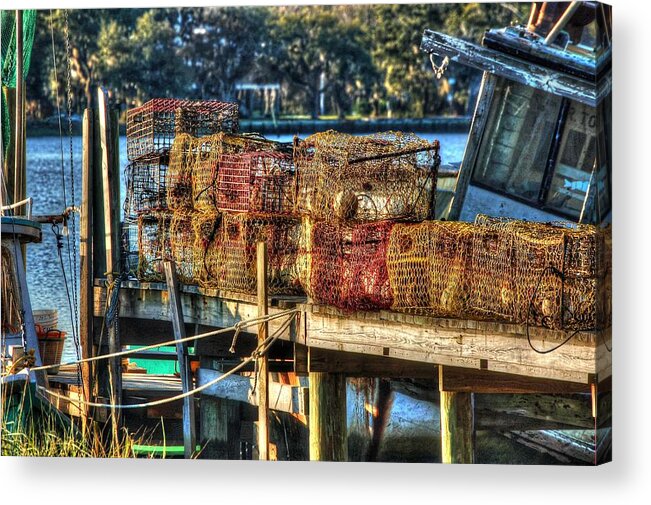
[544, 100, 611, 221]
[472, 78, 563, 203]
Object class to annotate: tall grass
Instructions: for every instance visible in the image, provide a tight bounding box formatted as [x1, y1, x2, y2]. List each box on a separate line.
[1, 385, 150, 458]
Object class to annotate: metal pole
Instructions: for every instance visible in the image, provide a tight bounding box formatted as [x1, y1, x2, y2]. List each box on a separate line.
[543, 1, 581, 46]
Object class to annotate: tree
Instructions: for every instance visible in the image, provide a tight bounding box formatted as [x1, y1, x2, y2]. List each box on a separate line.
[267, 6, 376, 119]
[173, 7, 269, 101]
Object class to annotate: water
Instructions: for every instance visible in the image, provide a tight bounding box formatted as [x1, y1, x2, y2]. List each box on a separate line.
[24, 132, 468, 362]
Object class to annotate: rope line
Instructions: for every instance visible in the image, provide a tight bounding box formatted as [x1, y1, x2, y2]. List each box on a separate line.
[29, 308, 299, 373]
[35, 312, 292, 410]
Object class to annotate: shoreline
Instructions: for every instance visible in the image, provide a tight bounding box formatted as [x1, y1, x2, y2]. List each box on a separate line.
[26, 116, 471, 137]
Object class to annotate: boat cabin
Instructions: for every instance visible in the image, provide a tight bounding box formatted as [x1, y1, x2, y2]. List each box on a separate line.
[423, 1, 612, 225]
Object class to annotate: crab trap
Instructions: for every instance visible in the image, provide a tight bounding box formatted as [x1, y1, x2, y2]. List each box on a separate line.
[294, 130, 439, 223]
[298, 219, 394, 312]
[126, 98, 239, 160]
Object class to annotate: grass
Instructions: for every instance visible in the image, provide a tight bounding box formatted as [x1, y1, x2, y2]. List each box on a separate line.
[1, 384, 151, 458]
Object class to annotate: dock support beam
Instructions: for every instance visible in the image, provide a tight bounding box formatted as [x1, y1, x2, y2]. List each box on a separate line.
[80, 108, 94, 425]
[309, 372, 347, 461]
[256, 241, 270, 460]
[440, 367, 475, 463]
[200, 396, 240, 460]
[164, 261, 197, 459]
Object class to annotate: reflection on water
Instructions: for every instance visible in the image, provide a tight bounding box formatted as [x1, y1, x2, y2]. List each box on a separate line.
[25, 132, 467, 362]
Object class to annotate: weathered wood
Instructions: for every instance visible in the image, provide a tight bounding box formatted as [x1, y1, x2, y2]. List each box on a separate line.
[309, 347, 437, 378]
[439, 365, 591, 394]
[196, 368, 306, 415]
[164, 261, 197, 459]
[420, 29, 611, 107]
[304, 309, 608, 384]
[256, 241, 270, 460]
[199, 396, 240, 459]
[475, 394, 593, 429]
[96, 284, 608, 385]
[309, 372, 347, 461]
[447, 72, 496, 220]
[80, 108, 94, 422]
[294, 343, 309, 376]
[97, 88, 121, 423]
[440, 366, 474, 464]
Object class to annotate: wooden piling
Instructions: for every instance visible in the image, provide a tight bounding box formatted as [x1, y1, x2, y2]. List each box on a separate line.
[96, 88, 121, 424]
[256, 241, 270, 460]
[308, 371, 347, 461]
[164, 261, 197, 459]
[439, 366, 475, 463]
[199, 396, 241, 459]
[80, 108, 94, 423]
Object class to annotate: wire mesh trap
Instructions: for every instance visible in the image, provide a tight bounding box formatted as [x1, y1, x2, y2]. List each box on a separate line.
[471, 215, 610, 331]
[166, 133, 288, 212]
[216, 151, 295, 215]
[170, 210, 199, 284]
[124, 154, 169, 217]
[137, 211, 173, 282]
[387, 221, 474, 317]
[193, 211, 302, 295]
[294, 130, 439, 222]
[126, 98, 239, 160]
[298, 219, 394, 311]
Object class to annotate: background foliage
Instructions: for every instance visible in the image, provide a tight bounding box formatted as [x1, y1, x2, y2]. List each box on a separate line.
[26, 4, 529, 120]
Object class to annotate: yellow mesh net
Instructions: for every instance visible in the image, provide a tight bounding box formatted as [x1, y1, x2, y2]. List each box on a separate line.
[386, 215, 610, 330]
[294, 130, 439, 222]
[387, 221, 474, 316]
[192, 212, 301, 295]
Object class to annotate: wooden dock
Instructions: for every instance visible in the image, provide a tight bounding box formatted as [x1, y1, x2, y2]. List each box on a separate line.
[81, 278, 612, 462]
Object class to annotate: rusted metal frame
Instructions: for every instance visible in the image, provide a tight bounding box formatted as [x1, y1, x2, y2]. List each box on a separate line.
[420, 29, 610, 107]
[447, 72, 498, 221]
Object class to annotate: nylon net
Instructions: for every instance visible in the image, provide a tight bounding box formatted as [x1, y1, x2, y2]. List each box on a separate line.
[126, 98, 239, 160]
[298, 219, 394, 311]
[294, 130, 439, 222]
[192, 211, 301, 295]
[1, 10, 37, 157]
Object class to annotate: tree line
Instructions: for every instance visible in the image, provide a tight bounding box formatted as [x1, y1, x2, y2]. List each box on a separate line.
[26, 4, 529, 120]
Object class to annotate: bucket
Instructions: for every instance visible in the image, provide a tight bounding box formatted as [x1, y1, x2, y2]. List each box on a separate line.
[33, 309, 58, 331]
[36, 326, 66, 374]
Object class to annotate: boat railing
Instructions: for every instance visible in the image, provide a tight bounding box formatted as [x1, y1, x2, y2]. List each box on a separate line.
[1, 197, 33, 220]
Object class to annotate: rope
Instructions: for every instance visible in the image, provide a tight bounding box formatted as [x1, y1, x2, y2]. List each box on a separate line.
[35, 311, 293, 410]
[29, 308, 299, 373]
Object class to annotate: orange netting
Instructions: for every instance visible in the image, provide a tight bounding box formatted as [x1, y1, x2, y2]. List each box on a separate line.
[294, 130, 439, 222]
[298, 219, 394, 311]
